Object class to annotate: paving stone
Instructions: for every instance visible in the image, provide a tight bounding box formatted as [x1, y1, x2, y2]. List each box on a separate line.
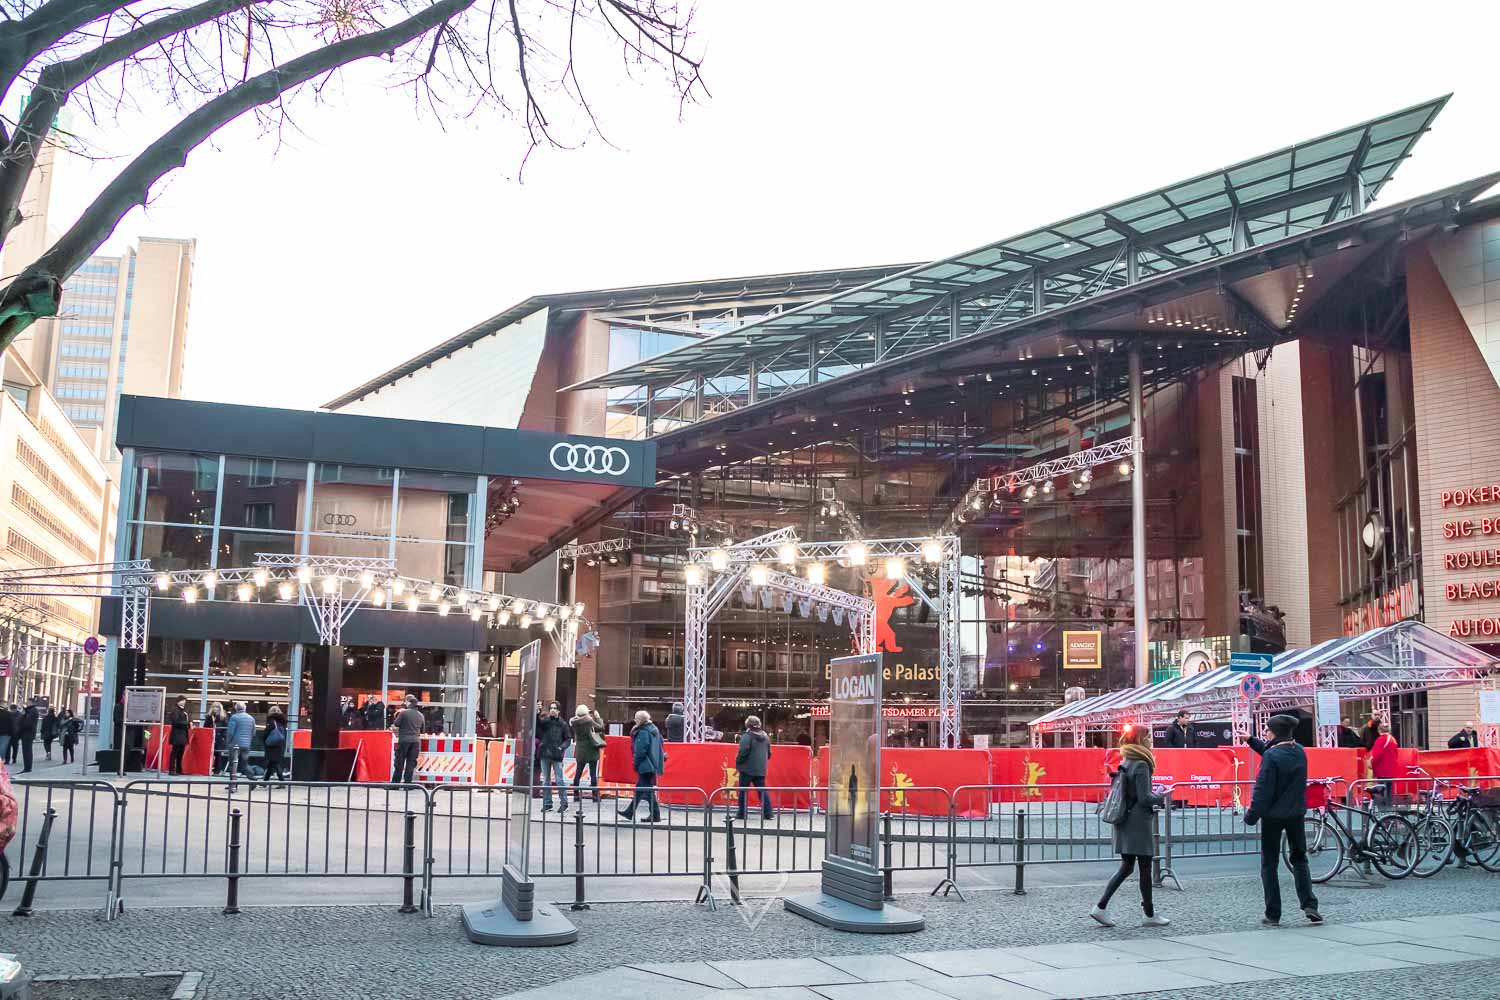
[1097, 938, 1219, 961]
[1359, 942, 1495, 965]
[504, 969, 708, 1000]
[1005, 941, 1150, 968]
[809, 982, 953, 1000]
[1217, 948, 1414, 976]
[901, 949, 1051, 977]
[706, 991, 824, 1000]
[1277, 923, 1412, 946]
[813, 955, 936, 982]
[709, 959, 859, 989]
[912, 976, 1058, 1000]
[1147, 958, 1285, 985]
[998, 963, 1217, 997]
[1404, 935, 1500, 958]
[633, 962, 745, 988]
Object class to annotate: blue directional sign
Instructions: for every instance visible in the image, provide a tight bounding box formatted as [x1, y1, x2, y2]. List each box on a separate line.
[1230, 651, 1275, 674]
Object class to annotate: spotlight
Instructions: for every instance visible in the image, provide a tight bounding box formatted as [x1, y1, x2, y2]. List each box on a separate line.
[277, 581, 294, 601]
[884, 557, 906, 580]
[1034, 641, 1045, 652]
[236, 583, 252, 602]
[155, 574, 170, 592]
[1021, 484, 1037, 502]
[608, 553, 619, 565]
[498, 611, 511, 626]
[1041, 479, 1055, 496]
[685, 565, 704, 587]
[807, 563, 826, 585]
[392, 578, 406, 596]
[203, 571, 217, 591]
[296, 564, 312, 584]
[520, 613, 533, 628]
[847, 543, 868, 566]
[359, 570, 375, 588]
[438, 601, 451, 617]
[511, 598, 527, 614]
[970, 496, 984, 512]
[1119, 460, 1133, 477]
[321, 576, 338, 595]
[470, 606, 482, 622]
[559, 604, 573, 621]
[182, 586, 198, 604]
[778, 542, 798, 566]
[370, 588, 386, 607]
[486, 595, 499, 612]
[252, 568, 269, 588]
[543, 616, 557, 632]
[709, 548, 729, 571]
[921, 539, 943, 564]
[406, 593, 420, 612]
[428, 584, 441, 602]
[573, 601, 585, 616]
[750, 564, 769, 586]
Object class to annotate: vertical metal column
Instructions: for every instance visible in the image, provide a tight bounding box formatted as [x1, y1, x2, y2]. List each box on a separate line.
[1129, 345, 1149, 689]
[684, 574, 709, 743]
[938, 542, 962, 748]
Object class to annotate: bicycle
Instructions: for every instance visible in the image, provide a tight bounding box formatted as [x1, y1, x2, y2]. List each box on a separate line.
[1395, 769, 1457, 878]
[1415, 768, 1500, 873]
[1288, 778, 1419, 882]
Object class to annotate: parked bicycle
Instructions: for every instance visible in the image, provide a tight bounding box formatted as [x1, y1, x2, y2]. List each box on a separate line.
[1402, 767, 1500, 875]
[1290, 778, 1418, 882]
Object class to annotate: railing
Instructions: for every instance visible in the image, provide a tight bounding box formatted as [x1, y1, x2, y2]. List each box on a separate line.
[7, 775, 1490, 918]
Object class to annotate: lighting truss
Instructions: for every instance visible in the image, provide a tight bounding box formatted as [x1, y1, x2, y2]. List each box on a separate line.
[684, 529, 965, 747]
[950, 437, 1142, 529]
[0, 560, 154, 650]
[559, 537, 631, 560]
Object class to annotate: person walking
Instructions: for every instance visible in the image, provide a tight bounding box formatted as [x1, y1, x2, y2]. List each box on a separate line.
[664, 702, 685, 743]
[1091, 724, 1169, 927]
[15, 700, 38, 773]
[3, 704, 20, 765]
[39, 706, 57, 761]
[261, 707, 288, 782]
[735, 716, 773, 821]
[167, 697, 192, 776]
[60, 710, 81, 765]
[1448, 722, 1480, 749]
[390, 695, 425, 784]
[619, 710, 664, 822]
[537, 702, 572, 812]
[0, 701, 12, 765]
[223, 702, 255, 782]
[570, 705, 604, 806]
[205, 703, 228, 775]
[1165, 710, 1194, 749]
[1245, 714, 1321, 926]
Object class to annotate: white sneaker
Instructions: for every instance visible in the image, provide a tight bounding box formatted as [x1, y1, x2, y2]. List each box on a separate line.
[1142, 914, 1171, 927]
[1089, 905, 1114, 927]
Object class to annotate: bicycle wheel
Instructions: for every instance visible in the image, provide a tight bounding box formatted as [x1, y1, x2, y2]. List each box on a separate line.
[1462, 810, 1500, 872]
[1410, 814, 1454, 878]
[1287, 815, 1342, 884]
[1370, 813, 1419, 879]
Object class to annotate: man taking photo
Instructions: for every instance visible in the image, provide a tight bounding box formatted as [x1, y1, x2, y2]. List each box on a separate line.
[1244, 714, 1321, 927]
[390, 695, 425, 784]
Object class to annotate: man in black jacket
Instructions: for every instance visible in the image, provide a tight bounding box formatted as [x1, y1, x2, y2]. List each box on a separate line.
[3, 704, 19, 764]
[536, 702, 572, 812]
[0, 700, 12, 764]
[1165, 710, 1194, 748]
[1448, 722, 1479, 749]
[735, 716, 773, 821]
[1245, 714, 1320, 927]
[1336, 718, 1362, 748]
[16, 698, 39, 773]
[664, 703, 685, 743]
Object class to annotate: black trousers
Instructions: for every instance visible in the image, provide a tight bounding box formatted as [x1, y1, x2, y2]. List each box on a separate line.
[1260, 817, 1317, 920]
[393, 742, 419, 783]
[262, 746, 286, 781]
[17, 735, 33, 772]
[169, 743, 187, 775]
[737, 775, 772, 819]
[623, 773, 660, 819]
[1098, 853, 1153, 917]
[571, 759, 600, 797]
[62, 740, 75, 763]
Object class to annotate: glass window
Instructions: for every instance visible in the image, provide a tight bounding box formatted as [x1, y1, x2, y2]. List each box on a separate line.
[204, 640, 293, 727]
[143, 638, 208, 719]
[136, 451, 217, 527]
[220, 457, 305, 530]
[394, 539, 470, 587]
[397, 469, 474, 543]
[128, 520, 213, 570]
[217, 527, 298, 568]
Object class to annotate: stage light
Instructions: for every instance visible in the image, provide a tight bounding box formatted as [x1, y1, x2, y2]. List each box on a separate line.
[1021, 484, 1037, 502]
[236, 583, 252, 602]
[296, 564, 312, 584]
[203, 571, 217, 591]
[921, 539, 943, 564]
[438, 601, 451, 617]
[321, 576, 338, 595]
[543, 616, 557, 632]
[486, 595, 499, 612]
[559, 605, 573, 621]
[1041, 479, 1055, 496]
[182, 586, 198, 604]
[749, 564, 769, 586]
[498, 611, 511, 626]
[847, 543, 868, 566]
[1119, 460, 1132, 477]
[359, 570, 375, 588]
[511, 598, 527, 614]
[709, 548, 729, 571]
[520, 613, 533, 628]
[406, 593, 420, 612]
[470, 606, 482, 622]
[884, 557, 905, 580]
[970, 496, 984, 512]
[685, 565, 704, 587]
[428, 584, 441, 602]
[807, 563, 825, 585]
[1034, 641, 1045, 652]
[370, 588, 386, 607]
[277, 581, 294, 601]
[573, 601, 585, 616]
[778, 542, 798, 566]
[156, 574, 170, 592]
[253, 568, 269, 588]
[392, 578, 406, 596]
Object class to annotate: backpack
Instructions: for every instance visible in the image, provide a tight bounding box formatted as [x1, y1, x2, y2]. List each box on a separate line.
[1096, 766, 1131, 826]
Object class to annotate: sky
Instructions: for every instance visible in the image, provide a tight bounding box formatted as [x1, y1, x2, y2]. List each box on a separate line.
[39, 0, 1500, 410]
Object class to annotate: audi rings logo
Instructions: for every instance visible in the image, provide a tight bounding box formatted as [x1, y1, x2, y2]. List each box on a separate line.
[549, 443, 631, 477]
[322, 513, 357, 527]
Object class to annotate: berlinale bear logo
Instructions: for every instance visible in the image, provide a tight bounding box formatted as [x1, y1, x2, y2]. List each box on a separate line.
[867, 576, 916, 653]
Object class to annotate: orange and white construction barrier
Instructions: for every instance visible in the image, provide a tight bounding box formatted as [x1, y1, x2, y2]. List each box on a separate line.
[414, 736, 476, 783]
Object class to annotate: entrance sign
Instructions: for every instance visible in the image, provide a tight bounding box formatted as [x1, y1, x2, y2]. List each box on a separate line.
[785, 653, 924, 933]
[1230, 652, 1275, 674]
[463, 639, 577, 946]
[1062, 631, 1103, 670]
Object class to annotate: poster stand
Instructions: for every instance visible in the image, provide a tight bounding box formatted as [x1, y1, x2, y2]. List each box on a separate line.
[785, 653, 924, 933]
[118, 685, 165, 778]
[462, 639, 577, 946]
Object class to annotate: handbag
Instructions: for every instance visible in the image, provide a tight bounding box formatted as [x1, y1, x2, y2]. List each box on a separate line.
[264, 724, 285, 749]
[1096, 767, 1131, 825]
[588, 729, 607, 749]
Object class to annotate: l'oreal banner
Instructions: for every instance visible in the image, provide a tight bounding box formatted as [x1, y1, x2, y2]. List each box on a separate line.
[826, 653, 882, 869]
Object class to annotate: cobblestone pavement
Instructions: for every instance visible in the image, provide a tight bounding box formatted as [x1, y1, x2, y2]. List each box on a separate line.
[3, 868, 1496, 999]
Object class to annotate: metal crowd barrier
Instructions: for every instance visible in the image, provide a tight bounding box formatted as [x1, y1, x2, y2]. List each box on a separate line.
[8, 773, 1488, 919]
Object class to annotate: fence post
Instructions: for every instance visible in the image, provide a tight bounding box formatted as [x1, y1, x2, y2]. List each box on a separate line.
[11, 808, 56, 917]
[882, 812, 894, 901]
[421, 788, 435, 917]
[1155, 794, 1181, 891]
[223, 808, 242, 915]
[571, 810, 590, 911]
[398, 811, 418, 914]
[723, 814, 741, 905]
[1012, 808, 1027, 896]
[695, 796, 717, 909]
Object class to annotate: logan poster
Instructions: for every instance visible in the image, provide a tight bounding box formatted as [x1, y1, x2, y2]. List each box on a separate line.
[507, 640, 541, 872]
[827, 653, 882, 868]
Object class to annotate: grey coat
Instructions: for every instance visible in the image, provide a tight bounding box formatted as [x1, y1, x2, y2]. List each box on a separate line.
[1111, 757, 1164, 856]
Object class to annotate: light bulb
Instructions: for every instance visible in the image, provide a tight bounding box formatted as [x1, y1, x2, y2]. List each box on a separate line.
[921, 539, 943, 564]
[406, 593, 420, 612]
[559, 605, 573, 621]
[359, 570, 375, 588]
[750, 564, 769, 586]
[252, 568, 269, 588]
[847, 543, 867, 566]
[321, 576, 338, 595]
[778, 542, 798, 566]
[277, 581, 294, 601]
[1119, 460, 1133, 477]
[428, 584, 441, 602]
[370, 588, 386, 607]
[807, 563, 825, 585]
[438, 601, 450, 617]
[511, 598, 527, 614]
[1041, 479, 1055, 495]
[543, 616, 557, 632]
[520, 613, 533, 628]
[884, 557, 905, 580]
[470, 606, 482, 622]
[487, 596, 499, 612]
[709, 548, 729, 571]
[155, 574, 170, 592]
[498, 611, 511, 626]
[182, 586, 198, 604]
[203, 571, 217, 591]
[236, 583, 252, 602]
[296, 564, 311, 584]
[685, 565, 704, 587]
[573, 601, 584, 616]
[392, 578, 406, 596]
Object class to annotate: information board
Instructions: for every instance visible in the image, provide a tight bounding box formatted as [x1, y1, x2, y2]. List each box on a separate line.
[827, 652, 882, 869]
[1480, 689, 1500, 726]
[122, 686, 165, 726]
[1315, 689, 1341, 729]
[506, 640, 541, 873]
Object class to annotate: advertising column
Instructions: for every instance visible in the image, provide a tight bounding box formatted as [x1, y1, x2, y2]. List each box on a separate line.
[785, 653, 924, 933]
[462, 640, 578, 946]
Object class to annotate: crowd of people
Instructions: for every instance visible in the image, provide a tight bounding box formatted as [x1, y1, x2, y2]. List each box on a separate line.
[0, 697, 82, 773]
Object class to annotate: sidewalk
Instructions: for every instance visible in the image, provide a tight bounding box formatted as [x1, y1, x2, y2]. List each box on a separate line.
[509, 911, 1500, 1000]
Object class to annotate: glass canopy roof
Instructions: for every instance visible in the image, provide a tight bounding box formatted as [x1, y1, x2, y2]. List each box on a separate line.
[574, 97, 1449, 394]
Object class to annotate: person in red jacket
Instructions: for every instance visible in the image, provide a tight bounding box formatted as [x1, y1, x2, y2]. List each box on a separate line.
[1370, 721, 1399, 800]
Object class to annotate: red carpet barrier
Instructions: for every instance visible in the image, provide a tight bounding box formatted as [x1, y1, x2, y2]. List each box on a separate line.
[183, 727, 214, 775]
[1414, 748, 1500, 791]
[816, 746, 991, 817]
[989, 748, 1109, 803]
[292, 728, 311, 750]
[1101, 747, 1256, 807]
[338, 730, 393, 783]
[765, 744, 814, 810]
[600, 738, 813, 808]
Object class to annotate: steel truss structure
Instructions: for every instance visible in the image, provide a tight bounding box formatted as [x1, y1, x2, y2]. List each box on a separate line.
[948, 437, 1141, 529]
[1028, 620, 1500, 748]
[559, 537, 631, 559]
[0, 561, 154, 650]
[684, 530, 965, 746]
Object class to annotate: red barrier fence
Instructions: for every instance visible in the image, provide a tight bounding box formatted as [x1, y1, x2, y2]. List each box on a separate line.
[816, 746, 991, 816]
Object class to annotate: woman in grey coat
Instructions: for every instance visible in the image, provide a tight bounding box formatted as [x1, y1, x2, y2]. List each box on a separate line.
[1091, 724, 1169, 928]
